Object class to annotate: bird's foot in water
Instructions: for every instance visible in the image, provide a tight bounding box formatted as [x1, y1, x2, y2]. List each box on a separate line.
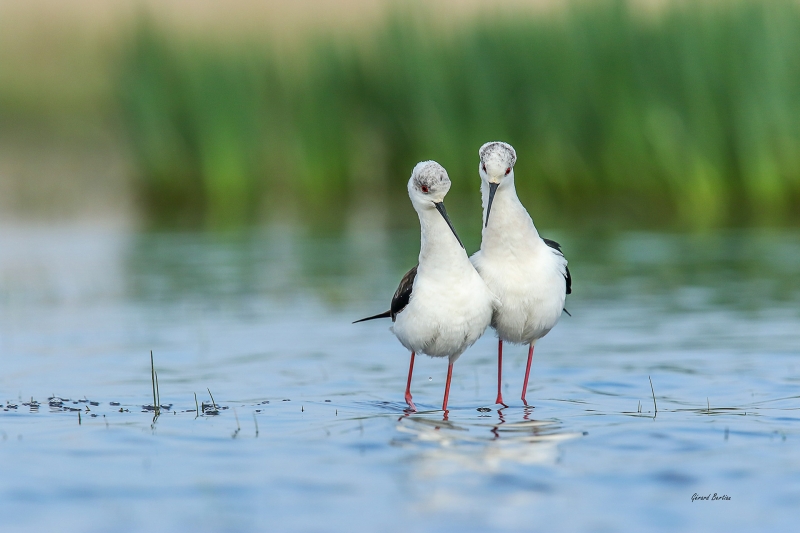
[404, 393, 417, 413]
[495, 393, 508, 408]
[521, 394, 534, 408]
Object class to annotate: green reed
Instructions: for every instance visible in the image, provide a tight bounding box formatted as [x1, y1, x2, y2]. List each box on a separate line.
[118, 1, 800, 229]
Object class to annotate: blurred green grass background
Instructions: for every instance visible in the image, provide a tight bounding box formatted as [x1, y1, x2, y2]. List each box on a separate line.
[3, 0, 800, 231]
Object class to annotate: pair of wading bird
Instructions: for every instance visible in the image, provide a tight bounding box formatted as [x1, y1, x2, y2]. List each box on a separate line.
[355, 141, 571, 412]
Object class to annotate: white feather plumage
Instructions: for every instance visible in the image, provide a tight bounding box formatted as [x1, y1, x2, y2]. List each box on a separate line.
[392, 162, 495, 363]
[470, 176, 567, 345]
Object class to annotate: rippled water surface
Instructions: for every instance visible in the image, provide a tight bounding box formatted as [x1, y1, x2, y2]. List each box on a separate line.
[1, 224, 799, 532]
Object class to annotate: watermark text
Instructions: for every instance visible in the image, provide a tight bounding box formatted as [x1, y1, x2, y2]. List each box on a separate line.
[692, 493, 731, 502]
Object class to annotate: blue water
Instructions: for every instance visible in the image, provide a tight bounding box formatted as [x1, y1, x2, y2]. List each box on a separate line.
[1, 224, 799, 532]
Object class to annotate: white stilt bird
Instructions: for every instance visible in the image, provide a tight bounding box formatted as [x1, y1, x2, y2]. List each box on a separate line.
[355, 161, 495, 413]
[470, 142, 572, 406]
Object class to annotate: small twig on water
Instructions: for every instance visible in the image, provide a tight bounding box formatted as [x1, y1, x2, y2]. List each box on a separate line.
[707, 398, 710, 414]
[637, 400, 641, 413]
[207, 388, 217, 411]
[649, 376, 658, 418]
[253, 413, 259, 437]
[78, 411, 81, 425]
[194, 392, 199, 418]
[150, 350, 160, 417]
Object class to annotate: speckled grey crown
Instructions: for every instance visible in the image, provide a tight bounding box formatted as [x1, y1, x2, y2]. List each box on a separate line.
[479, 142, 517, 167]
[411, 160, 450, 189]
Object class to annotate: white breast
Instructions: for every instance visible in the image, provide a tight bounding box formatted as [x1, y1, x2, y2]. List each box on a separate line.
[472, 242, 566, 344]
[392, 256, 495, 361]
[471, 183, 568, 345]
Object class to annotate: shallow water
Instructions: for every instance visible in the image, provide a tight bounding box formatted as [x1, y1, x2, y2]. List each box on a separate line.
[1, 224, 799, 532]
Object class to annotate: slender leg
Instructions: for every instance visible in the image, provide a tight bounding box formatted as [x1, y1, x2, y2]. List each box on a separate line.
[521, 343, 534, 406]
[442, 362, 454, 411]
[495, 339, 507, 407]
[404, 351, 417, 412]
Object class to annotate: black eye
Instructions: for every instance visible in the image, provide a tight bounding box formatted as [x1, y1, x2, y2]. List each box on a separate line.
[421, 185, 429, 193]
[482, 163, 487, 173]
[505, 167, 511, 175]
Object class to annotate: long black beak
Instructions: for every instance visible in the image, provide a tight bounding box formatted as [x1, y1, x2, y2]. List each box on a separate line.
[484, 182, 499, 228]
[434, 202, 464, 249]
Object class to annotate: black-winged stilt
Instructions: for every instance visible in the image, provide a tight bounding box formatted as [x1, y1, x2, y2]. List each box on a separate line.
[355, 161, 495, 413]
[470, 142, 572, 406]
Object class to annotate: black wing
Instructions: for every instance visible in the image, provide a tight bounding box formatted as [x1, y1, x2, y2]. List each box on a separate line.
[564, 265, 572, 295]
[390, 265, 417, 321]
[353, 265, 417, 323]
[543, 238, 572, 295]
[542, 238, 563, 253]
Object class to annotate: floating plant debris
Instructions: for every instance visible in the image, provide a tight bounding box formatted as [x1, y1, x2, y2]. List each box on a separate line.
[143, 404, 173, 412]
[201, 402, 219, 415]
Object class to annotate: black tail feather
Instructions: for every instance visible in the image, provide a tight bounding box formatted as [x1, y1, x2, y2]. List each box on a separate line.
[352, 310, 391, 324]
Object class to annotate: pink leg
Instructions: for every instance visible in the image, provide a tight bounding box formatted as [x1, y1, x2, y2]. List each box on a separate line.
[404, 351, 417, 412]
[495, 339, 507, 407]
[442, 362, 454, 411]
[521, 343, 534, 406]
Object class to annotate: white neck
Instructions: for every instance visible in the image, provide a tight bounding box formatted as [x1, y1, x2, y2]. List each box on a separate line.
[479, 177, 539, 256]
[416, 206, 467, 268]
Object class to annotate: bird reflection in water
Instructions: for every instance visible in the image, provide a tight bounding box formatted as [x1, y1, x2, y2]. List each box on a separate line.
[393, 408, 582, 472]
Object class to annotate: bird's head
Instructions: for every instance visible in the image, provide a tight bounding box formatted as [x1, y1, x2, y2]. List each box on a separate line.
[408, 160, 451, 204]
[407, 161, 463, 248]
[478, 141, 517, 227]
